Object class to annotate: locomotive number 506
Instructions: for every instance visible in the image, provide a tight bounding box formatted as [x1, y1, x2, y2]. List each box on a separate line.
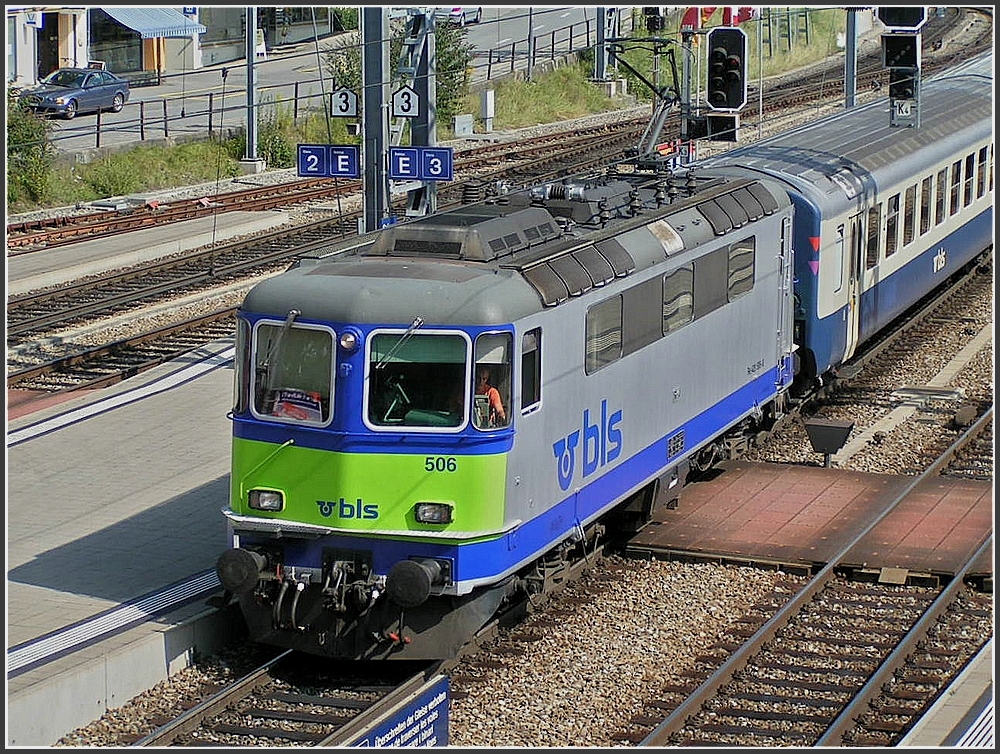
[425, 456, 458, 473]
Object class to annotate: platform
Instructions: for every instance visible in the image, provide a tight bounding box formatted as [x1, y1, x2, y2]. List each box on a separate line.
[7, 209, 290, 296]
[6, 342, 241, 745]
[629, 461, 993, 580]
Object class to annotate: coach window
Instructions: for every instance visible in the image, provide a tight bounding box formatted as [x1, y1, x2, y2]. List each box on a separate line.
[976, 147, 988, 198]
[253, 322, 333, 425]
[586, 296, 622, 374]
[949, 160, 961, 216]
[963, 154, 975, 207]
[474, 332, 512, 429]
[919, 177, 932, 236]
[865, 205, 881, 269]
[832, 227, 845, 293]
[935, 169, 947, 225]
[903, 185, 916, 246]
[885, 194, 899, 259]
[662, 265, 694, 335]
[520, 328, 541, 413]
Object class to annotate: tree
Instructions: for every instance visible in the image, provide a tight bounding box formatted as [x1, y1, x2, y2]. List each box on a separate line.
[324, 15, 473, 138]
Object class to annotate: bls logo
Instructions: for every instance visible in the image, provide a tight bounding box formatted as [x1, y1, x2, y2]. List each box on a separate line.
[552, 400, 623, 491]
[317, 498, 379, 519]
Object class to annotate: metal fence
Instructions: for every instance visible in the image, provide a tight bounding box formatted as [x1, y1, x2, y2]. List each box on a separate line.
[21, 12, 638, 154]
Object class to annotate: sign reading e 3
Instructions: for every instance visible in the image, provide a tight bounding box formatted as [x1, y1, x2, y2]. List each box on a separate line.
[388, 147, 454, 182]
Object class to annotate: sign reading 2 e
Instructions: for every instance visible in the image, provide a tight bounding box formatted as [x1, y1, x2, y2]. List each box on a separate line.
[388, 147, 454, 182]
[297, 144, 360, 178]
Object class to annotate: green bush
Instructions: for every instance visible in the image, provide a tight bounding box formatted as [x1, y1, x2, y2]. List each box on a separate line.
[7, 86, 56, 205]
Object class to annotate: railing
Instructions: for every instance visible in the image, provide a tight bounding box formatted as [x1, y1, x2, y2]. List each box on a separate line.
[21, 12, 639, 153]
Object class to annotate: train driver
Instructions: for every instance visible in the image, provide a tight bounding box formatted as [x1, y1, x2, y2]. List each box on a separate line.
[475, 366, 507, 427]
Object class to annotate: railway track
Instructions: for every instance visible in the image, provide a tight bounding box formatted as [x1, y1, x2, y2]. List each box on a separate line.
[613, 412, 993, 746]
[132, 652, 442, 747]
[6, 119, 646, 251]
[6, 120, 644, 342]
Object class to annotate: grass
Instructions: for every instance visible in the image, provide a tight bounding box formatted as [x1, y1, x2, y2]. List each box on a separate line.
[8, 8, 850, 214]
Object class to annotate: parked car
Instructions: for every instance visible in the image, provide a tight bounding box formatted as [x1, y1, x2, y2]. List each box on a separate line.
[438, 7, 482, 26]
[18, 67, 130, 119]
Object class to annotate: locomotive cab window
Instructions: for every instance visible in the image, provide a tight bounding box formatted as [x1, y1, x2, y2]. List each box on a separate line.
[234, 317, 251, 414]
[520, 328, 541, 414]
[367, 332, 468, 429]
[252, 320, 334, 425]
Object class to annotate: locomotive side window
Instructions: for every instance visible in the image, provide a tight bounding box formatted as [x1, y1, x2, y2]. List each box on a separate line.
[919, 176, 932, 236]
[253, 322, 333, 425]
[727, 237, 755, 299]
[234, 317, 251, 413]
[585, 296, 622, 374]
[474, 332, 512, 429]
[903, 185, 916, 246]
[662, 265, 694, 335]
[520, 329, 541, 413]
[935, 169, 947, 226]
[865, 204, 881, 269]
[692, 247, 728, 318]
[963, 153, 975, 207]
[622, 275, 663, 356]
[976, 146, 988, 199]
[949, 160, 961, 216]
[885, 193, 899, 259]
[368, 332, 468, 429]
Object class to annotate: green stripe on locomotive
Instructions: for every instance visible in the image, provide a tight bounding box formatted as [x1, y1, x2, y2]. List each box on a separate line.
[231, 438, 508, 535]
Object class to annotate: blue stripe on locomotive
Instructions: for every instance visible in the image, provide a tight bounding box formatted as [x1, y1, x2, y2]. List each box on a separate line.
[258, 363, 790, 588]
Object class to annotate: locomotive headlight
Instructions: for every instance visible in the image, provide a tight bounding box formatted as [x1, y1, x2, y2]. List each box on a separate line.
[339, 330, 360, 353]
[248, 489, 284, 511]
[415, 502, 453, 524]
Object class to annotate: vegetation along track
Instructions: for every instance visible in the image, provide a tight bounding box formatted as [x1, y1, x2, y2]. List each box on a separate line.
[6, 6, 987, 251]
[6, 119, 646, 251]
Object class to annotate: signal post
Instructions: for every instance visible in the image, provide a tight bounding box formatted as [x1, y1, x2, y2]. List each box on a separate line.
[878, 6, 927, 128]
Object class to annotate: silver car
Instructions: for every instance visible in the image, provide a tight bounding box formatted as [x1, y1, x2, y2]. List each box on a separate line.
[19, 67, 130, 120]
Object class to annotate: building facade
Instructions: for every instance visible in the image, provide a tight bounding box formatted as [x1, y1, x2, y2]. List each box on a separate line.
[6, 6, 339, 86]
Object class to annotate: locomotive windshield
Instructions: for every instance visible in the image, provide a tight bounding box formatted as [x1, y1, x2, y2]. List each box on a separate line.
[251, 321, 333, 424]
[366, 330, 513, 430]
[367, 332, 468, 428]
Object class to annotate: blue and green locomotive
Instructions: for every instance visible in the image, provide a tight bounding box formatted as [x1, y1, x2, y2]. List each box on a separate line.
[216, 165, 797, 659]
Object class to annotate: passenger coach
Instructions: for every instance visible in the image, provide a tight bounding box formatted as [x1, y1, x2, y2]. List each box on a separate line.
[704, 51, 993, 387]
